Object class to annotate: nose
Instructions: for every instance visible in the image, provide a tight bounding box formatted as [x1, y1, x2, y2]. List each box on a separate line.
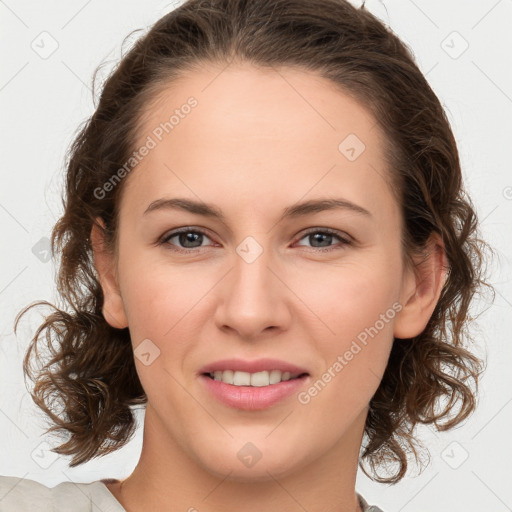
[214, 242, 292, 341]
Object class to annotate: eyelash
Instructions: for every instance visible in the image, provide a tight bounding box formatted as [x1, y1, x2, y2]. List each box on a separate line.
[158, 227, 352, 254]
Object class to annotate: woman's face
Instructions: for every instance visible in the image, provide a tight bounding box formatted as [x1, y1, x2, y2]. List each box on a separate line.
[97, 63, 423, 481]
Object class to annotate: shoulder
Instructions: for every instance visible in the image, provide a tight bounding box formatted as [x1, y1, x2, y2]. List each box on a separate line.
[358, 492, 386, 512]
[0, 475, 125, 512]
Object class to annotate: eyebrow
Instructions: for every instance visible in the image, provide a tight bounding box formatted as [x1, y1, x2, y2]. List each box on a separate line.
[143, 197, 372, 222]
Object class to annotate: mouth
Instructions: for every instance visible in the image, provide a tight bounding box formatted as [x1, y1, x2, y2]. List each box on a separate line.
[198, 360, 311, 410]
[202, 370, 309, 387]
[203, 369, 309, 387]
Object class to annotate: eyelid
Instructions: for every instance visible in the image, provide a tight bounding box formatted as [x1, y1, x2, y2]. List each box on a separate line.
[294, 227, 353, 245]
[159, 225, 353, 253]
[159, 226, 216, 247]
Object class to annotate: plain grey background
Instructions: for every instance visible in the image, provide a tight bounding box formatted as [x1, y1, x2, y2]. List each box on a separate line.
[1, 1, 511, 510]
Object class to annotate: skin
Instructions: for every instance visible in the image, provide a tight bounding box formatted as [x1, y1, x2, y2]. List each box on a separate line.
[91, 62, 447, 512]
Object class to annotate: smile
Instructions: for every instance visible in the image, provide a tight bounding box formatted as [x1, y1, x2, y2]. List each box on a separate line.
[206, 369, 306, 387]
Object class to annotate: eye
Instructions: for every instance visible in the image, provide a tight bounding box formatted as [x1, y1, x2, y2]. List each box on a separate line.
[159, 227, 352, 254]
[159, 228, 215, 253]
[293, 228, 352, 252]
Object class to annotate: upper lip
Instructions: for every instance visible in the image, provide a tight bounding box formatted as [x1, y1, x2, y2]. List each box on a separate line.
[199, 358, 309, 375]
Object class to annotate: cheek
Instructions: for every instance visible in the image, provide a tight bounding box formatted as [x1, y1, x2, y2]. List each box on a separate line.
[118, 260, 204, 414]
[289, 257, 400, 396]
[291, 256, 401, 339]
[117, 246, 206, 338]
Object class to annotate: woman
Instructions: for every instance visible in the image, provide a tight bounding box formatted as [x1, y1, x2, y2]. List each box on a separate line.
[1, 0, 492, 510]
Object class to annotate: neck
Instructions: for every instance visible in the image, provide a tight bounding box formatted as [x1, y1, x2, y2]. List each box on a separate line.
[106, 405, 367, 512]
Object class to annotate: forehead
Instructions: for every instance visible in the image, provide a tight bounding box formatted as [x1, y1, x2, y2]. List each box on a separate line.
[123, 62, 397, 225]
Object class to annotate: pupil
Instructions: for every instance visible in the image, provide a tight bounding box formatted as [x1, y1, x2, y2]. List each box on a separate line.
[180, 232, 201, 248]
[312, 233, 331, 247]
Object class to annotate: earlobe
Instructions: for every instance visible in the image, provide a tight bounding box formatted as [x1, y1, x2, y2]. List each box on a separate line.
[90, 217, 129, 329]
[393, 233, 448, 339]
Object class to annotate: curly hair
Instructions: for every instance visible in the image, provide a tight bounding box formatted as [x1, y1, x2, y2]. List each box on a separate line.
[15, 0, 494, 483]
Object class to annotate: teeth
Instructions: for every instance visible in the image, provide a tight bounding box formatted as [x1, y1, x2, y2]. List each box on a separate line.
[234, 370, 251, 386]
[269, 369, 282, 384]
[210, 369, 300, 386]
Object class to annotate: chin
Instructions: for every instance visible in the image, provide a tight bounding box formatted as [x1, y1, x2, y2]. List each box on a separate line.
[192, 436, 313, 482]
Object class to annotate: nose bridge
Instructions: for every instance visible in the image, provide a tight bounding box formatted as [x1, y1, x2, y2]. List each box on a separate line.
[216, 235, 289, 337]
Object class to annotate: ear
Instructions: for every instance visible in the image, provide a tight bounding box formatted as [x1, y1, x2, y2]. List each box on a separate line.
[393, 232, 448, 339]
[90, 217, 128, 329]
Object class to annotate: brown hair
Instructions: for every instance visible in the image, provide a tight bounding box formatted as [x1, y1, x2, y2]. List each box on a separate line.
[15, 0, 494, 483]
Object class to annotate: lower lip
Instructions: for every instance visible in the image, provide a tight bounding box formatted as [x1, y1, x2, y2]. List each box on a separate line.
[200, 374, 309, 410]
